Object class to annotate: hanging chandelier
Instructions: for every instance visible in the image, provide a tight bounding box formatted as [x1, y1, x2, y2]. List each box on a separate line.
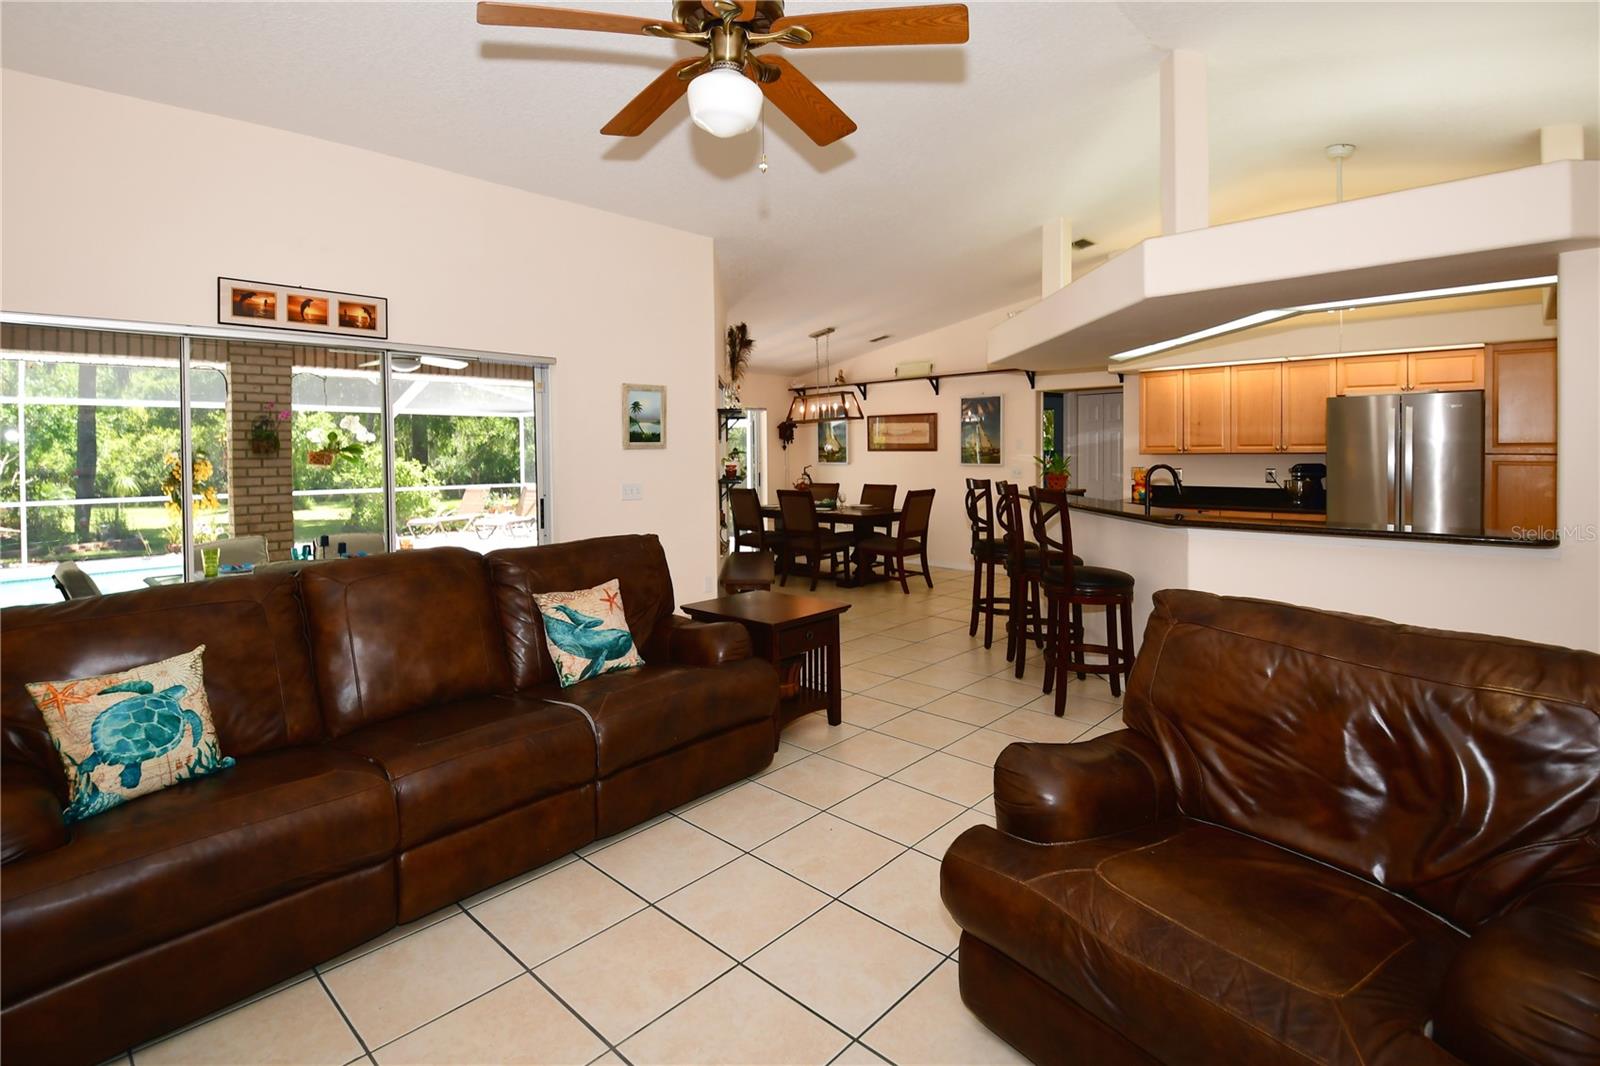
[786, 326, 864, 424]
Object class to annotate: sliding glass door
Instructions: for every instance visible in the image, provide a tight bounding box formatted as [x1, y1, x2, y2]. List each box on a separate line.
[0, 319, 550, 606]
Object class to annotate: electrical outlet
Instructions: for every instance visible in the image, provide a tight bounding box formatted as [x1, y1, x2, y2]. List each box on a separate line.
[1265, 467, 1277, 484]
[621, 483, 643, 502]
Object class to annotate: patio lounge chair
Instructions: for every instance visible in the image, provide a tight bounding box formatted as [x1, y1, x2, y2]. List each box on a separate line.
[52, 561, 102, 600]
[471, 489, 538, 539]
[405, 487, 488, 535]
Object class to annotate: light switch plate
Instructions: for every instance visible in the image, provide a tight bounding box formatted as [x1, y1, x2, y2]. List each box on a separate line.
[622, 483, 643, 501]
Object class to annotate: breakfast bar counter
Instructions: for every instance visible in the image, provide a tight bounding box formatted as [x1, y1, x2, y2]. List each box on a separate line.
[1067, 495, 1559, 548]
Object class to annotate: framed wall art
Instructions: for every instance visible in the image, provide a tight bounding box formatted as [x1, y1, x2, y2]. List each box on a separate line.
[817, 419, 849, 464]
[622, 383, 666, 449]
[867, 413, 938, 452]
[217, 277, 387, 339]
[960, 395, 1002, 465]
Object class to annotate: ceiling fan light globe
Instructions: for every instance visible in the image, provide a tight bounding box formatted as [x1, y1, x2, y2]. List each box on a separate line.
[687, 66, 762, 138]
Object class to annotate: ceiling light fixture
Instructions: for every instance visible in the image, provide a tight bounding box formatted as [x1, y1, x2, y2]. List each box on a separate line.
[786, 327, 864, 424]
[687, 65, 763, 139]
[1107, 275, 1558, 362]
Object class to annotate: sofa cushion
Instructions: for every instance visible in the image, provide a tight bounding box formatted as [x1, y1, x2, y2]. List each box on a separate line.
[0, 746, 395, 1003]
[332, 694, 594, 849]
[2, 571, 323, 797]
[547, 662, 776, 777]
[942, 820, 1465, 1066]
[488, 535, 676, 690]
[29, 646, 236, 823]
[532, 579, 646, 687]
[299, 548, 513, 737]
[1125, 589, 1600, 928]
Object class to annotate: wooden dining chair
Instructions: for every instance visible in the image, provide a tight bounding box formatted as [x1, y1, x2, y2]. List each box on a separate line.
[857, 488, 936, 594]
[806, 482, 841, 504]
[729, 487, 770, 553]
[854, 483, 898, 578]
[965, 478, 1006, 648]
[776, 489, 853, 591]
[1029, 486, 1135, 703]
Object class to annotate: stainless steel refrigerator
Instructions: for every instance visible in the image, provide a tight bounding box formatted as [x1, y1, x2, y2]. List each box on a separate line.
[1326, 392, 1484, 535]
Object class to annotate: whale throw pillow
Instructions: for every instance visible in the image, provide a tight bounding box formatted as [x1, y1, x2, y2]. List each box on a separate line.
[28, 646, 235, 823]
[533, 579, 646, 688]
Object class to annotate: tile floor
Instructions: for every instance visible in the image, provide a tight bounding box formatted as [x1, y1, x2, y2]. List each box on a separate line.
[121, 567, 1124, 1066]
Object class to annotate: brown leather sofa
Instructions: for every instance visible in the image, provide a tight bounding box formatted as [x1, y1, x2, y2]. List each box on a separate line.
[942, 589, 1600, 1066]
[0, 535, 777, 1065]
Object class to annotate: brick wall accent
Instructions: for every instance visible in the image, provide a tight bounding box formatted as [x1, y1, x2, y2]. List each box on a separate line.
[224, 342, 296, 560]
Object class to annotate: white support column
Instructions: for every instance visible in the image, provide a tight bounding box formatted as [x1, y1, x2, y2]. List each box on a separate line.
[1042, 217, 1071, 298]
[1160, 50, 1209, 235]
[1556, 247, 1600, 650]
[1541, 124, 1586, 163]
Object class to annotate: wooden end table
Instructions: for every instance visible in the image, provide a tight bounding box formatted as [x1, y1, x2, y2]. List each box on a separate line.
[681, 590, 851, 729]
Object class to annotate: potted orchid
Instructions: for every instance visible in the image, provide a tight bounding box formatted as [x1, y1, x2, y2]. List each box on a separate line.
[305, 415, 377, 467]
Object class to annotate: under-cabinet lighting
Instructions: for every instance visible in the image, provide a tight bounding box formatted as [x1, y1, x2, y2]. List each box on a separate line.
[1108, 275, 1559, 362]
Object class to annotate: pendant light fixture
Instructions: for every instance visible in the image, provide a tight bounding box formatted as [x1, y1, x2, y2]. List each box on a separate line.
[786, 327, 864, 424]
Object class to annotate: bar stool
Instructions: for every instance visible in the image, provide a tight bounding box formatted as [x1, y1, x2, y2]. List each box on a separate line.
[1028, 486, 1136, 704]
[964, 478, 1007, 648]
[995, 482, 1047, 679]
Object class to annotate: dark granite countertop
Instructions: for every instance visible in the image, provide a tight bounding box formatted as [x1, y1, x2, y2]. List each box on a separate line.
[1068, 496, 1559, 548]
[1145, 484, 1323, 514]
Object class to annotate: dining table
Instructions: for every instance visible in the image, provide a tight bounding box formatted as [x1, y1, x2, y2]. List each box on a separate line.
[758, 503, 899, 587]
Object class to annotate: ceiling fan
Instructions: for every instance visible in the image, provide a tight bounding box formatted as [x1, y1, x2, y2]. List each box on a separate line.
[476, 1, 969, 146]
[357, 355, 472, 373]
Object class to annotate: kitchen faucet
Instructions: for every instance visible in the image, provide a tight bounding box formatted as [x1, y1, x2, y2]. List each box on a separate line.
[1144, 464, 1183, 516]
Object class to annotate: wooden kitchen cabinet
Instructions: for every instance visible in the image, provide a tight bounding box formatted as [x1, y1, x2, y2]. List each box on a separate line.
[1408, 348, 1484, 392]
[1282, 359, 1338, 451]
[1485, 340, 1557, 452]
[1485, 454, 1556, 536]
[1228, 363, 1282, 453]
[1182, 366, 1230, 453]
[1139, 370, 1184, 453]
[1337, 353, 1409, 395]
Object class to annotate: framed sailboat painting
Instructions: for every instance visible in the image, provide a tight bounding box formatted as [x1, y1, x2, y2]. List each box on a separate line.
[960, 395, 1002, 465]
[818, 419, 849, 464]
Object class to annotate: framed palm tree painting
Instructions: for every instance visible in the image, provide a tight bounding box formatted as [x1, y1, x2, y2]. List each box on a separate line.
[622, 384, 666, 449]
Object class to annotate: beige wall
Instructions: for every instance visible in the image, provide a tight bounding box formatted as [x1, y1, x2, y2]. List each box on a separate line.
[1, 72, 722, 598]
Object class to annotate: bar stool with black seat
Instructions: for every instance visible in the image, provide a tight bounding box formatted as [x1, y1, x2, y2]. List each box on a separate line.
[854, 483, 898, 579]
[856, 488, 936, 594]
[964, 478, 1008, 648]
[1028, 485, 1136, 704]
[729, 487, 773, 553]
[777, 488, 853, 591]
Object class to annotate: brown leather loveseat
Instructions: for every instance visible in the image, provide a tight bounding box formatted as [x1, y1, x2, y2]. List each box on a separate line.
[942, 589, 1600, 1066]
[0, 535, 777, 1065]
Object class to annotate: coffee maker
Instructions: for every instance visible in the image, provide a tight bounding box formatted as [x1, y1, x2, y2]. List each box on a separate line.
[1284, 463, 1327, 509]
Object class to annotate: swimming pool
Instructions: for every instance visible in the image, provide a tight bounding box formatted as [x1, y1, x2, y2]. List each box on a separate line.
[0, 555, 183, 608]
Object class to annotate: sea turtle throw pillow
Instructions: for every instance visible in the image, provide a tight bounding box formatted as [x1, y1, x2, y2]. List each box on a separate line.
[533, 579, 646, 688]
[28, 646, 235, 823]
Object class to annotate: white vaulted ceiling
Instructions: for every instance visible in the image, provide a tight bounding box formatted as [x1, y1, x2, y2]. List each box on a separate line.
[2, 2, 1596, 371]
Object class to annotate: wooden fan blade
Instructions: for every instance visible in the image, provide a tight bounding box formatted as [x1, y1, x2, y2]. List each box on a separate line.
[701, 0, 760, 20]
[476, 2, 683, 35]
[770, 3, 968, 47]
[602, 58, 702, 136]
[750, 57, 857, 146]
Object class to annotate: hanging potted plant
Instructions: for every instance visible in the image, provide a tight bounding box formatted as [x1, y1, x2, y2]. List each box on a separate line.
[249, 403, 289, 456]
[1035, 452, 1072, 491]
[305, 416, 376, 467]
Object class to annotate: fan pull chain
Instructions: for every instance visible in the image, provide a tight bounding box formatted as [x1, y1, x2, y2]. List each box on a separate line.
[757, 112, 769, 173]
